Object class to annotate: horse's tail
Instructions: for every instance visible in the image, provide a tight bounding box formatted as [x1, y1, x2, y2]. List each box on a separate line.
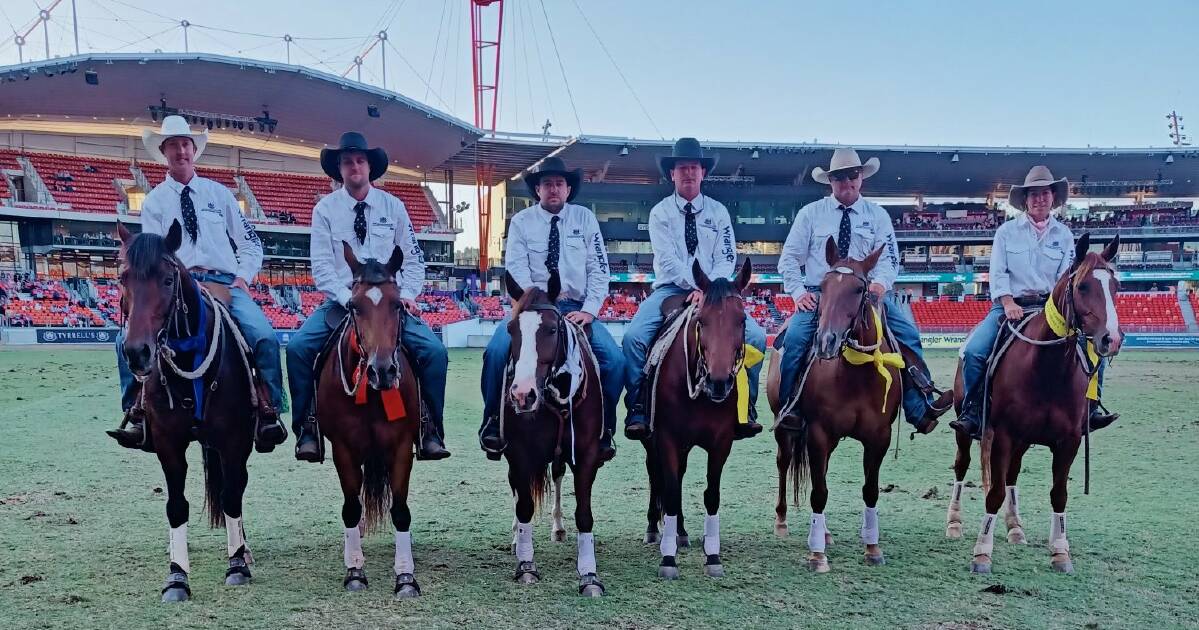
[528, 461, 552, 514]
[787, 424, 810, 505]
[360, 449, 392, 533]
[201, 446, 225, 529]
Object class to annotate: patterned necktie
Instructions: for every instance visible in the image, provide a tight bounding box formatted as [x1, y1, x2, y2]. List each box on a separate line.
[352, 201, 367, 245]
[684, 202, 698, 256]
[180, 185, 199, 244]
[546, 215, 561, 273]
[837, 205, 852, 260]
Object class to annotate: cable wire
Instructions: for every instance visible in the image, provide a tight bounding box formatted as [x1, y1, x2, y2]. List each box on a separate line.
[570, 0, 662, 139]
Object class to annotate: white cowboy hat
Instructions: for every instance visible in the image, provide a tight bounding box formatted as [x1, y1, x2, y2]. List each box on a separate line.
[1008, 165, 1068, 211]
[812, 148, 880, 185]
[141, 115, 208, 165]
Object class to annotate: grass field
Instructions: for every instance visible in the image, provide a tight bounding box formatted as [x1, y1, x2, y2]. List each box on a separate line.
[0, 347, 1197, 629]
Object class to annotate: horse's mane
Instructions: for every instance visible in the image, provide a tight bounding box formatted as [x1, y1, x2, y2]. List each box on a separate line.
[512, 286, 555, 316]
[355, 258, 394, 285]
[1071, 252, 1114, 288]
[702, 277, 740, 303]
[123, 232, 175, 280]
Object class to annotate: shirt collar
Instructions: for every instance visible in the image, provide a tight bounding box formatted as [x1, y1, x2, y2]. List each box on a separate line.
[830, 195, 865, 213]
[673, 192, 705, 213]
[536, 202, 567, 222]
[165, 172, 200, 193]
[338, 185, 378, 209]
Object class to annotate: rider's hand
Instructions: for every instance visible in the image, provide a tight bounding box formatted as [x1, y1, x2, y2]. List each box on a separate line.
[401, 298, 422, 316]
[686, 290, 704, 306]
[1001, 298, 1024, 321]
[565, 311, 594, 326]
[796, 292, 818, 312]
[232, 278, 250, 293]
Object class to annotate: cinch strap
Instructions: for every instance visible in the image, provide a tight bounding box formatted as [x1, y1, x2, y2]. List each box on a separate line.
[840, 305, 905, 412]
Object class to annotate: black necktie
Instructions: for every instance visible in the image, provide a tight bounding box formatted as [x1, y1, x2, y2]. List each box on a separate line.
[837, 205, 852, 260]
[684, 202, 698, 256]
[352, 201, 367, 245]
[180, 185, 198, 244]
[546, 215, 561, 273]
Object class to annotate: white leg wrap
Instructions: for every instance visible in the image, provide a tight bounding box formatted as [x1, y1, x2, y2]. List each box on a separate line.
[950, 481, 965, 509]
[974, 513, 997, 556]
[515, 521, 534, 562]
[1049, 512, 1070, 554]
[1005, 486, 1021, 518]
[344, 527, 365, 569]
[168, 524, 190, 574]
[660, 515, 678, 557]
[860, 506, 879, 545]
[808, 513, 827, 553]
[394, 530, 414, 574]
[703, 514, 720, 556]
[577, 533, 596, 576]
[225, 514, 248, 559]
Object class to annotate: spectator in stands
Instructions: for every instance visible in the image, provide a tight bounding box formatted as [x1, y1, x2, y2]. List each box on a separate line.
[477, 157, 623, 461]
[107, 115, 288, 452]
[286, 131, 451, 462]
[622, 138, 766, 441]
[952, 166, 1118, 439]
[776, 148, 947, 435]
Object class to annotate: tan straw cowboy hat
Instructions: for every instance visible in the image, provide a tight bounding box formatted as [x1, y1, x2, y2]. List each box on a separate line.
[812, 148, 880, 185]
[141, 115, 208, 165]
[1008, 165, 1068, 211]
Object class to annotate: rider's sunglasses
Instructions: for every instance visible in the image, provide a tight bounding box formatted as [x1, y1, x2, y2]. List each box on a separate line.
[830, 170, 861, 182]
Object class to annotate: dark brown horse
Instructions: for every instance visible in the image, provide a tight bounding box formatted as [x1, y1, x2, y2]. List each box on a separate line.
[316, 243, 423, 599]
[117, 220, 260, 602]
[948, 233, 1122, 574]
[642, 260, 753, 580]
[767, 238, 901, 573]
[500, 270, 607, 596]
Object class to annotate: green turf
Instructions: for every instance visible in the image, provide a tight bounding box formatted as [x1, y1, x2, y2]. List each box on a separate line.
[0, 347, 1196, 629]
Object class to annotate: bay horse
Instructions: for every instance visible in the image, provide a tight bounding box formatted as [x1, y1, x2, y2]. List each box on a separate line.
[316, 243, 424, 599]
[116, 220, 261, 602]
[767, 238, 901, 573]
[947, 233, 1122, 574]
[642, 259, 753, 580]
[500, 270, 607, 597]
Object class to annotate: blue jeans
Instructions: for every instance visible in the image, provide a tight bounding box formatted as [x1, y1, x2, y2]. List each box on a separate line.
[285, 299, 449, 435]
[115, 283, 286, 412]
[480, 299, 625, 436]
[621, 285, 766, 423]
[777, 292, 931, 426]
[961, 303, 1106, 404]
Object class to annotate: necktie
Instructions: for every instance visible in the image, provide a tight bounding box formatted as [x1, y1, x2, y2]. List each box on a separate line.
[180, 185, 199, 244]
[837, 205, 852, 260]
[546, 215, 561, 273]
[353, 201, 367, 245]
[684, 202, 698, 256]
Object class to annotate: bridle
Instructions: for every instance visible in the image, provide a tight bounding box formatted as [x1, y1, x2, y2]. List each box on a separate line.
[337, 280, 406, 397]
[504, 302, 572, 411]
[684, 293, 747, 401]
[821, 265, 881, 354]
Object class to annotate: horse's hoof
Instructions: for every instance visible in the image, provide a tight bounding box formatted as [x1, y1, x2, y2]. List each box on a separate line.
[704, 564, 724, 578]
[345, 579, 368, 592]
[864, 553, 886, 566]
[970, 555, 992, 574]
[517, 571, 539, 585]
[1007, 529, 1027, 545]
[658, 565, 680, 580]
[644, 531, 660, 544]
[677, 535, 690, 548]
[161, 587, 189, 603]
[552, 529, 567, 543]
[580, 584, 604, 597]
[774, 524, 789, 538]
[394, 585, 421, 599]
[224, 572, 251, 586]
[1051, 554, 1074, 574]
[946, 523, 963, 539]
[807, 558, 830, 574]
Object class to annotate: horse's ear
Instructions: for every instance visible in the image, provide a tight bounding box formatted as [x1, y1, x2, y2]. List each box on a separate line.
[384, 245, 404, 278]
[503, 270, 524, 301]
[1101, 233, 1121, 263]
[342, 241, 362, 278]
[691, 259, 710, 293]
[164, 219, 183, 253]
[824, 236, 839, 267]
[1072, 232, 1091, 270]
[547, 269, 561, 303]
[735, 259, 753, 294]
[863, 245, 885, 273]
[116, 221, 132, 245]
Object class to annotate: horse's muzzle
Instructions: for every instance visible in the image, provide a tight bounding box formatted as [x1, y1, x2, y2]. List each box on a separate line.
[366, 362, 398, 390]
[704, 375, 735, 404]
[815, 331, 843, 360]
[124, 342, 154, 376]
[508, 383, 541, 415]
[1094, 330, 1123, 357]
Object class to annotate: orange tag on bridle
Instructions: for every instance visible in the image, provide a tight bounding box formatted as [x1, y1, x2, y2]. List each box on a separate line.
[348, 328, 408, 421]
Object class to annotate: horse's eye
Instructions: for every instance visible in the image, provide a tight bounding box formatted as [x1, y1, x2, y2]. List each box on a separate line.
[1079, 284, 1089, 293]
[163, 275, 174, 286]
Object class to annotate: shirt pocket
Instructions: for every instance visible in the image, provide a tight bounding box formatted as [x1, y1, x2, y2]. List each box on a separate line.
[1041, 246, 1066, 275]
[1003, 242, 1030, 273]
[851, 226, 876, 258]
[812, 230, 838, 258]
[369, 223, 397, 245]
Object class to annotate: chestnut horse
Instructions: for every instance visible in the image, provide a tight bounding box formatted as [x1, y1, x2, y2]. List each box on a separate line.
[500, 270, 607, 597]
[947, 233, 1122, 574]
[768, 238, 901, 573]
[316, 244, 424, 599]
[116, 220, 261, 602]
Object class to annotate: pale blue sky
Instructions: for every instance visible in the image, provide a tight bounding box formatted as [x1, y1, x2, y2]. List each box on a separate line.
[1, 0, 1196, 147]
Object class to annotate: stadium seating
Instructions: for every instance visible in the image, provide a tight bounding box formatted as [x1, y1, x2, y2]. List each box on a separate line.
[3, 279, 105, 327]
[911, 298, 993, 332]
[25, 152, 131, 212]
[239, 171, 326, 225]
[472, 295, 507, 320]
[1116, 293, 1185, 332]
[379, 182, 439, 230]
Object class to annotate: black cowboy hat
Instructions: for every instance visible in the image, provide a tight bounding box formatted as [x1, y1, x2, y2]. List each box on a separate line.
[523, 156, 582, 202]
[320, 131, 389, 183]
[658, 137, 718, 179]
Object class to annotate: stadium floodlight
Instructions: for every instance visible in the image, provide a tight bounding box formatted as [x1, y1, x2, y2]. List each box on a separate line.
[751, 149, 760, 159]
[1165, 154, 1174, 164]
[367, 105, 380, 118]
[951, 152, 960, 163]
[84, 70, 98, 85]
[619, 145, 629, 156]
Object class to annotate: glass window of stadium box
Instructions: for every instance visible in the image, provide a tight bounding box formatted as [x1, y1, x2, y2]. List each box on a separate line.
[423, 241, 453, 265]
[51, 221, 119, 249]
[34, 251, 118, 280]
[257, 261, 313, 287]
[261, 233, 308, 259]
[0, 221, 21, 274]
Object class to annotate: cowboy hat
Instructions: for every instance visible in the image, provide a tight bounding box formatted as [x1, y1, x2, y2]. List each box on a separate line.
[658, 137, 718, 179]
[1008, 165, 1069, 211]
[141, 115, 208, 165]
[811, 148, 880, 185]
[524, 156, 582, 202]
[320, 131, 389, 182]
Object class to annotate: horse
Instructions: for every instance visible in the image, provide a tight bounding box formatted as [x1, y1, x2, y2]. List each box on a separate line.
[116, 220, 261, 602]
[767, 238, 901, 573]
[314, 243, 425, 598]
[946, 233, 1122, 574]
[500, 270, 608, 597]
[641, 259, 753, 580]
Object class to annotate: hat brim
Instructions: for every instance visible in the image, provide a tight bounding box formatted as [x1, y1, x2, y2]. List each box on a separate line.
[658, 155, 718, 181]
[320, 147, 389, 183]
[141, 130, 208, 165]
[1008, 178, 1069, 211]
[524, 168, 582, 203]
[812, 157, 880, 185]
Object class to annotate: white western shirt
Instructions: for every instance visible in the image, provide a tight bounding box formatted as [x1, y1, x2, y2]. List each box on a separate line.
[648, 192, 737, 290]
[310, 186, 425, 306]
[504, 202, 610, 316]
[779, 195, 900, 301]
[989, 214, 1074, 301]
[140, 173, 263, 283]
